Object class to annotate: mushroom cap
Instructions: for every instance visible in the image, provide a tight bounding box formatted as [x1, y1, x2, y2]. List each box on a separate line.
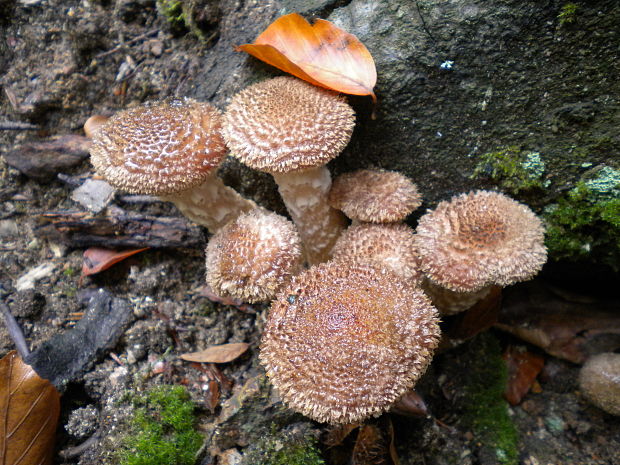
[206, 209, 303, 303]
[579, 352, 620, 416]
[221, 77, 355, 173]
[260, 261, 440, 424]
[328, 169, 422, 222]
[331, 223, 423, 286]
[90, 99, 226, 195]
[415, 190, 547, 292]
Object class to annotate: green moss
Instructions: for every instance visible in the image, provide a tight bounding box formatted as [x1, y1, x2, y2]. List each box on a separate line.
[120, 385, 202, 465]
[544, 166, 620, 270]
[240, 428, 325, 465]
[461, 333, 519, 465]
[156, 0, 187, 35]
[471, 146, 546, 195]
[558, 3, 579, 26]
[63, 266, 77, 277]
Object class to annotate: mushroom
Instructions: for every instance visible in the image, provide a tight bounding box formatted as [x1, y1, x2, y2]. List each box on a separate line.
[90, 98, 256, 232]
[579, 352, 620, 416]
[331, 222, 423, 286]
[414, 190, 547, 314]
[328, 168, 422, 223]
[205, 208, 303, 303]
[259, 261, 440, 424]
[222, 77, 356, 265]
[83, 115, 109, 139]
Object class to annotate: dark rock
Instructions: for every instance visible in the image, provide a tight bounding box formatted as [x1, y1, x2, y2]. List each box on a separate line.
[25, 288, 134, 390]
[3, 135, 91, 182]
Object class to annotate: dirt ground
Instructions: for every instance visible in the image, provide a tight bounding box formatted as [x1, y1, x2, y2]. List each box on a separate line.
[1, 1, 619, 465]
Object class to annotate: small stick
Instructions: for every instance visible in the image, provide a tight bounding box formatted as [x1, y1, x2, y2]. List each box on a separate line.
[0, 121, 39, 131]
[58, 433, 100, 459]
[0, 302, 30, 359]
[96, 29, 159, 58]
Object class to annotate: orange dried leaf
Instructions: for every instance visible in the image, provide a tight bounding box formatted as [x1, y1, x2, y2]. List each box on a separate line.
[82, 247, 148, 276]
[180, 342, 249, 363]
[237, 13, 377, 101]
[503, 346, 545, 406]
[0, 351, 60, 465]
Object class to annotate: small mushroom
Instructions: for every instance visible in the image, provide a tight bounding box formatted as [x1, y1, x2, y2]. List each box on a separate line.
[414, 190, 547, 314]
[331, 222, 423, 286]
[83, 115, 109, 139]
[260, 261, 440, 424]
[579, 352, 620, 416]
[328, 168, 422, 223]
[205, 208, 303, 303]
[222, 77, 355, 264]
[90, 98, 256, 232]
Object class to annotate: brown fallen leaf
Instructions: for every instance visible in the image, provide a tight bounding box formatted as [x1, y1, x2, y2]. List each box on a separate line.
[0, 351, 60, 465]
[497, 281, 620, 363]
[237, 13, 377, 101]
[180, 342, 249, 363]
[351, 424, 386, 465]
[81, 246, 149, 276]
[390, 389, 428, 417]
[503, 346, 545, 406]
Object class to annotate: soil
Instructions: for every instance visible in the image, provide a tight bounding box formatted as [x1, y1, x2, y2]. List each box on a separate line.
[1, 1, 619, 465]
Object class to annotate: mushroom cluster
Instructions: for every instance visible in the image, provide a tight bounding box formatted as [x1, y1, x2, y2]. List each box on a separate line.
[87, 74, 549, 427]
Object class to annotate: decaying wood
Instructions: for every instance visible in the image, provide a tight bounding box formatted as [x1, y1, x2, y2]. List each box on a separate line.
[36, 205, 205, 248]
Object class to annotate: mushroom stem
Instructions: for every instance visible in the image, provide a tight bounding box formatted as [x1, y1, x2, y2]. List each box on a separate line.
[273, 167, 347, 265]
[161, 175, 257, 232]
[421, 278, 492, 315]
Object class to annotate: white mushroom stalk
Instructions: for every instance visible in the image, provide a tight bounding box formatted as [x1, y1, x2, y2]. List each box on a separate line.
[272, 167, 346, 265]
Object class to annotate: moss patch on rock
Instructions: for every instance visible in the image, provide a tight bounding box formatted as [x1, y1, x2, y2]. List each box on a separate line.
[544, 165, 620, 270]
[120, 385, 202, 465]
[471, 146, 547, 198]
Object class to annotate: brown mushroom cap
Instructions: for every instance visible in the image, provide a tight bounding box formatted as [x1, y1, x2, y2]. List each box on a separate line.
[415, 190, 547, 292]
[328, 169, 422, 222]
[331, 223, 423, 285]
[206, 209, 303, 303]
[260, 261, 440, 424]
[221, 77, 355, 173]
[90, 99, 226, 195]
[579, 352, 620, 416]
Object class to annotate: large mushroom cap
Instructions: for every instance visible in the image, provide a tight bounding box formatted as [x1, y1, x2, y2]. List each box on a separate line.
[331, 223, 423, 286]
[205, 209, 303, 303]
[415, 190, 547, 292]
[328, 169, 422, 222]
[221, 77, 355, 173]
[260, 261, 440, 424]
[90, 99, 226, 195]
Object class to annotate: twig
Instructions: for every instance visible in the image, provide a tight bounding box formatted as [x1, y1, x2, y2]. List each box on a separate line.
[0, 121, 39, 131]
[118, 194, 159, 204]
[59, 433, 100, 459]
[95, 28, 160, 58]
[0, 302, 30, 359]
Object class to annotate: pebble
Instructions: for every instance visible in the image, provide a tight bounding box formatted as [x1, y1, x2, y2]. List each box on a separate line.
[15, 262, 56, 291]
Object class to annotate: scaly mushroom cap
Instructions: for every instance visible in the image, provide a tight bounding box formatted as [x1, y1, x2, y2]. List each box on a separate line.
[221, 77, 355, 173]
[260, 262, 440, 424]
[415, 190, 547, 292]
[579, 352, 620, 416]
[206, 209, 303, 303]
[331, 223, 423, 286]
[328, 169, 422, 222]
[90, 99, 226, 195]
